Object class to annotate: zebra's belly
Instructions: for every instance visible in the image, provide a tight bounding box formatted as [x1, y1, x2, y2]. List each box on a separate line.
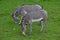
[32, 17, 43, 22]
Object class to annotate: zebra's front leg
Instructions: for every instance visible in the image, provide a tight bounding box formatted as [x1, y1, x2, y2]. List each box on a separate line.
[19, 16, 28, 25]
[22, 25, 26, 36]
[30, 24, 32, 35]
[29, 21, 32, 35]
[21, 21, 26, 36]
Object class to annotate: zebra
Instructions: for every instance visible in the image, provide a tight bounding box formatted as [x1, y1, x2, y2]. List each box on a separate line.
[12, 4, 42, 24]
[20, 9, 48, 36]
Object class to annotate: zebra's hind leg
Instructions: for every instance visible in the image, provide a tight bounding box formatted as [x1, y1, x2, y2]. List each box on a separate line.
[40, 20, 44, 32]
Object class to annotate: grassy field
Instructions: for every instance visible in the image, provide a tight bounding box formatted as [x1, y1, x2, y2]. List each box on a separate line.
[0, 0, 60, 40]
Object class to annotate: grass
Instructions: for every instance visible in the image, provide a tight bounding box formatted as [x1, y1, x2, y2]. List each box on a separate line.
[0, 0, 60, 40]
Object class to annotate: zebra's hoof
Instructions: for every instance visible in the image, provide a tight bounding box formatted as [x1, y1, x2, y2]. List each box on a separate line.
[22, 32, 26, 36]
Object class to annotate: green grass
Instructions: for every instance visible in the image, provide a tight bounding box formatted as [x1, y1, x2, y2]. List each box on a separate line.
[0, 0, 60, 40]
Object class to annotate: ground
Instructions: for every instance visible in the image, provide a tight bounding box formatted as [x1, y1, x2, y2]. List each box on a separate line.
[0, 0, 60, 40]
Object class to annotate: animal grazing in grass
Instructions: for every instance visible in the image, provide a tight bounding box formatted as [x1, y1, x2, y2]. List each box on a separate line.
[12, 4, 48, 36]
[20, 9, 48, 36]
[12, 4, 42, 24]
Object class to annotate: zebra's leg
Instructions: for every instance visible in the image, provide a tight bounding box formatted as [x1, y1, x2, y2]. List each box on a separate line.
[22, 24, 26, 36]
[40, 20, 44, 32]
[44, 20, 48, 33]
[21, 21, 26, 36]
[29, 20, 32, 35]
[19, 16, 28, 25]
